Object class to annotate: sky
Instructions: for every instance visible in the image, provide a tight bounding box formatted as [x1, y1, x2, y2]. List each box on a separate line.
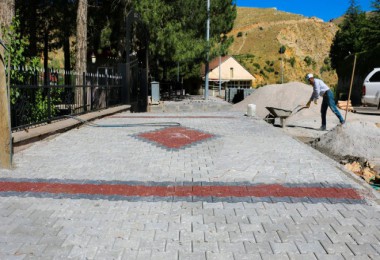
[235, 0, 375, 22]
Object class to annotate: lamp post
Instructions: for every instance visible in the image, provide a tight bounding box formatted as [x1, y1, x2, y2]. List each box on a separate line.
[91, 52, 96, 64]
[204, 0, 210, 100]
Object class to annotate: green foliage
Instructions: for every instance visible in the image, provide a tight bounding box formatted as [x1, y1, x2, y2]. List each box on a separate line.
[279, 45, 286, 54]
[288, 57, 296, 67]
[134, 0, 237, 80]
[304, 56, 315, 67]
[252, 63, 261, 69]
[2, 16, 28, 84]
[329, 0, 367, 69]
[2, 15, 59, 124]
[237, 32, 243, 37]
[264, 66, 275, 73]
[100, 20, 112, 48]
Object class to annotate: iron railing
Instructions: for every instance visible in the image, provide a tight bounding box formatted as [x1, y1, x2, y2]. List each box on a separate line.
[9, 68, 123, 131]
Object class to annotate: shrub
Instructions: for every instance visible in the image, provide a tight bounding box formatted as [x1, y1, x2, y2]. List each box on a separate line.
[288, 57, 296, 67]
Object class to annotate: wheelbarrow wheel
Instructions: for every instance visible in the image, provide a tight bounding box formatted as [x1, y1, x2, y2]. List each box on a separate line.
[264, 114, 275, 124]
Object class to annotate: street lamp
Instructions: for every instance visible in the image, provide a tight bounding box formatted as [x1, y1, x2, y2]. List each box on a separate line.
[91, 52, 96, 64]
[204, 0, 210, 100]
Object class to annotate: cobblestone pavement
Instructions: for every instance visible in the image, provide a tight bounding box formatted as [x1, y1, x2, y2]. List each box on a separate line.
[0, 111, 379, 259]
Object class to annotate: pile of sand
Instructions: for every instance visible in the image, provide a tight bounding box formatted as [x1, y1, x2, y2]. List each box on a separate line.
[231, 82, 320, 118]
[312, 121, 380, 163]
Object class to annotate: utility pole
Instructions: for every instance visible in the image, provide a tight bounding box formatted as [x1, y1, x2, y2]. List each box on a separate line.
[0, 39, 12, 169]
[218, 55, 221, 96]
[204, 0, 210, 100]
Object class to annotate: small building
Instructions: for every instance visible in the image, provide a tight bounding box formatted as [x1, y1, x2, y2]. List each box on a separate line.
[201, 56, 255, 92]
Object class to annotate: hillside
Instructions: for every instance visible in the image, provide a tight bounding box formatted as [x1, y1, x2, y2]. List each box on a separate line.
[229, 7, 339, 87]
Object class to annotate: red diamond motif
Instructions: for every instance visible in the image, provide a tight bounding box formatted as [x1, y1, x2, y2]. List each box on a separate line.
[137, 126, 215, 149]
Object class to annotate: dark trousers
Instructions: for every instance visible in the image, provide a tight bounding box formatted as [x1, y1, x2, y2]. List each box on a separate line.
[321, 90, 344, 126]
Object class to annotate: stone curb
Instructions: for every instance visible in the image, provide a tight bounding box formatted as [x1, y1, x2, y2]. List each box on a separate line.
[12, 105, 131, 153]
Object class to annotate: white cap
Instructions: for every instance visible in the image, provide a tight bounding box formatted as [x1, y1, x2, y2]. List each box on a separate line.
[306, 73, 314, 80]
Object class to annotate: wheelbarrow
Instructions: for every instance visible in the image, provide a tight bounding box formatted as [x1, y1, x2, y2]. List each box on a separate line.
[265, 105, 307, 127]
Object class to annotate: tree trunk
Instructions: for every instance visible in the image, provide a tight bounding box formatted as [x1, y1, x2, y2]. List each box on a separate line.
[0, 0, 15, 28]
[63, 1, 71, 85]
[75, 0, 87, 111]
[0, 0, 14, 168]
[76, 0, 87, 81]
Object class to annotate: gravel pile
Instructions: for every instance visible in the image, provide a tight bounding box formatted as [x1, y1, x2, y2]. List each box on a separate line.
[231, 82, 319, 118]
[312, 121, 380, 162]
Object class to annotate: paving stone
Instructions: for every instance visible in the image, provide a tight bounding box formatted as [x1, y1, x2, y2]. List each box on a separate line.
[179, 252, 206, 260]
[192, 241, 219, 253]
[150, 251, 179, 260]
[270, 242, 299, 254]
[244, 241, 273, 254]
[319, 240, 354, 255]
[287, 253, 317, 260]
[260, 253, 290, 260]
[206, 252, 233, 260]
[346, 243, 380, 256]
[314, 253, 345, 260]
[341, 253, 372, 260]
[295, 241, 326, 254]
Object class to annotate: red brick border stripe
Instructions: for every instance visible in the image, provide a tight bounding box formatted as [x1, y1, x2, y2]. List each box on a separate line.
[109, 116, 236, 119]
[0, 182, 362, 200]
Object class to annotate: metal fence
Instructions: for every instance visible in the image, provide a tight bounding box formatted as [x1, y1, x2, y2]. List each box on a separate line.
[9, 67, 123, 131]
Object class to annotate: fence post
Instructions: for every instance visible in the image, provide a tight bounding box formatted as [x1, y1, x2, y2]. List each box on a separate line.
[90, 74, 93, 110]
[47, 68, 51, 123]
[106, 73, 109, 108]
[83, 72, 87, 112]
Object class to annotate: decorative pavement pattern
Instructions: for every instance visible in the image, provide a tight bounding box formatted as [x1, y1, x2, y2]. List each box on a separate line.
[134, 126, 216, 150]
[0, 179, 363, 202]
[0, 112, 379, 259]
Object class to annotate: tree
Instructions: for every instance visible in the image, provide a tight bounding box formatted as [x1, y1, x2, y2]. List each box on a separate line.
[330, 0, 367, 69]
[134, 0, 236, 80]
[364, 0, 380, 49]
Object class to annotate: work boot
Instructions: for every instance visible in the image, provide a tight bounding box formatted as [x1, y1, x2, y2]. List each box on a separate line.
[319, 125, 326, 131]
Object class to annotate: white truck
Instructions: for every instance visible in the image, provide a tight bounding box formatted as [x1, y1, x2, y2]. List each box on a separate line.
[362, 68, 380, 109]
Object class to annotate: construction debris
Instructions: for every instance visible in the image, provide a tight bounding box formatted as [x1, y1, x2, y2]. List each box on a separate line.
[337, 100, 354, 111]
[344, 159, 380, 187]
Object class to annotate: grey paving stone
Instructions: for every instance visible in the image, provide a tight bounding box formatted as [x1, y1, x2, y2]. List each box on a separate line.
[206, 252, 234, 260]
[287, 253, 317, 260]
[346, 243, 380, 256]
[314, 253, 345, 260]
[254, 231, 282, 243]
[244, 241, 273, 254]
[192, 241, 219, 253]
[270, 242, 300, 254]
[138, 240, 166, 251]
[341, 253, 372, 260]
[295, 241, 326, 254]
[179, 251, 206, 260]
[150, 251, 179, 260]
[319, 240, 354, 255]
[180, 230, 205, 242]
[165, 241, 191, 253]
[260, 253, 290, 260]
